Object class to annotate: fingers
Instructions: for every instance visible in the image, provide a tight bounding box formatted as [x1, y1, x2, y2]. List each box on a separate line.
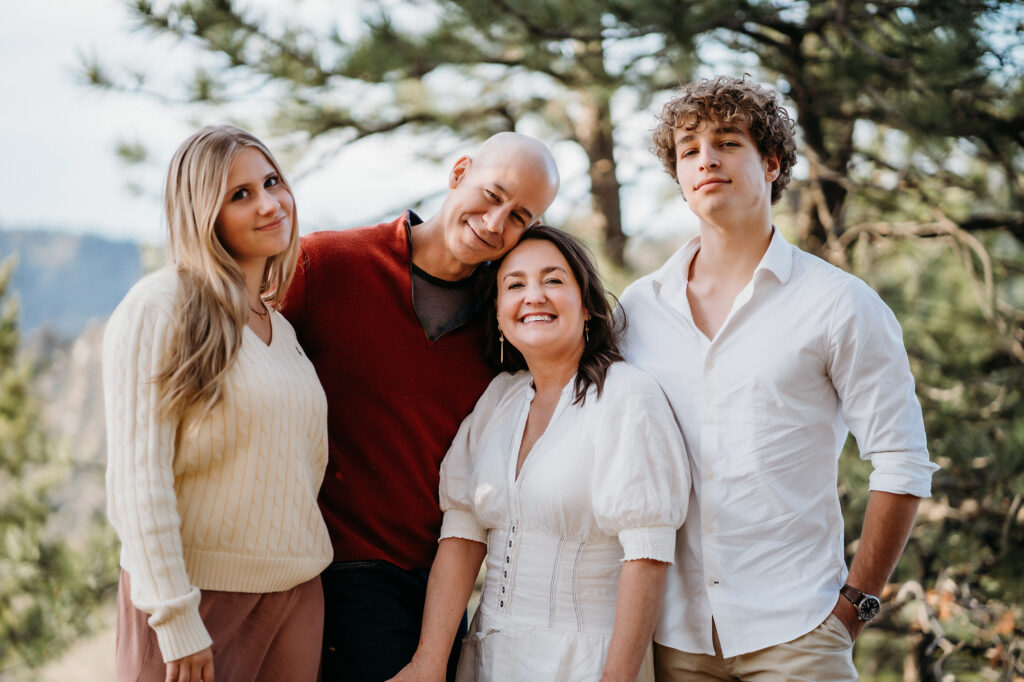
[166, 649, 214, 682]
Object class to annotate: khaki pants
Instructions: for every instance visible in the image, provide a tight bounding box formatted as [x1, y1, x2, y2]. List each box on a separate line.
[653, 615, 857, 681]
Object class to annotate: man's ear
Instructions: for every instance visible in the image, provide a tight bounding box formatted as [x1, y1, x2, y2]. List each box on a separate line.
[449, 155, 472, 189]
[763, 154, 781, 183]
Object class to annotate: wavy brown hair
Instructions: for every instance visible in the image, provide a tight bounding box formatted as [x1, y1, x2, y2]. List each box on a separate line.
[652, 75, 797, 204]
[483, 226, 624, 405]
[156, 125, 299, 423]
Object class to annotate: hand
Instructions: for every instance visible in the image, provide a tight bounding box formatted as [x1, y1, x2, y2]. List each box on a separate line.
[385, 655, 446, 682]
[165, 647, 214, 682]
[831, 596, 867, 642]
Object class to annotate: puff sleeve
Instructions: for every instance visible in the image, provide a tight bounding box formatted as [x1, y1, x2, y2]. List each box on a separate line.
[590, 364, 691, 563]
[438, 373, 521, 545]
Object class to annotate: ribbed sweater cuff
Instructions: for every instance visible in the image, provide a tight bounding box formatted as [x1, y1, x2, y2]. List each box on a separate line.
[439, 509, 488, 544]
[150, 590, 212, 663]
[618, 526, 676, 563]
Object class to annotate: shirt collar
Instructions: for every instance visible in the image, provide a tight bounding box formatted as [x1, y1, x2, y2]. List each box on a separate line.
[648, 226, 794, 300]
[753, 226, 794, 285]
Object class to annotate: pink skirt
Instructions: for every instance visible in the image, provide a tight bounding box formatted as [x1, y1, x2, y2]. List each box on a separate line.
[115, 569, 323, 682]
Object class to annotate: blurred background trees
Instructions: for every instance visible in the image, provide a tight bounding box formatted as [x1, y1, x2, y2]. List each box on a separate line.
[0, 259, 119, 677]
[74, 0, 1024, 677]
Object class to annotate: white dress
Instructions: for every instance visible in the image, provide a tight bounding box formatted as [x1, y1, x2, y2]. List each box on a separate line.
[439, 362, 691, 681]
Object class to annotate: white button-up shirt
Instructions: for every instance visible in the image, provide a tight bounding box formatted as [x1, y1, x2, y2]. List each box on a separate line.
[619, 228, 938, 658]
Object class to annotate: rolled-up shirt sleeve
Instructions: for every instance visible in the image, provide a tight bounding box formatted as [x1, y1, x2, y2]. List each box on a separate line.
[827, 278, 938, 497]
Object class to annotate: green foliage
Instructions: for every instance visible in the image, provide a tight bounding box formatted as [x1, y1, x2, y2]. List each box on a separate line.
[0, 259, 119, 676]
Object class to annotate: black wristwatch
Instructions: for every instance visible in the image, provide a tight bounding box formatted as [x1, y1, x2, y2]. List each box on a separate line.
[840, 584, 881, 622]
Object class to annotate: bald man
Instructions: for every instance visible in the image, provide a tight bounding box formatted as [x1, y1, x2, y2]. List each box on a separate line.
[281, 133, 560, 681]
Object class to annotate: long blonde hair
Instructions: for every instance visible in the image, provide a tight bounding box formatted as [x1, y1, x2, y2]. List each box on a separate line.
[156, 125, 299, 422]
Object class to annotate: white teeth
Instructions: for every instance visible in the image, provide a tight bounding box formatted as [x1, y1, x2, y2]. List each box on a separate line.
[522, 314, 554, 323]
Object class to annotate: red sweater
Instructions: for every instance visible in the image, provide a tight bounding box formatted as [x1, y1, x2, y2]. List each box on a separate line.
[280, 214, 495, 570]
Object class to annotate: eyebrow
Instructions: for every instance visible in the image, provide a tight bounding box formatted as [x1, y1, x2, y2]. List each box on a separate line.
[493, 183, 534, 220]
[502, 265, 568, 282]
[676, 126, 746, 144]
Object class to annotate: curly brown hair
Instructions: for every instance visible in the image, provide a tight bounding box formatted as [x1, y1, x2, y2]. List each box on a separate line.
[652, 75, 797, 204]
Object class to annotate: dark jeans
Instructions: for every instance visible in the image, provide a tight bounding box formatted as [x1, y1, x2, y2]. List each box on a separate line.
[320, 559, 467, 681]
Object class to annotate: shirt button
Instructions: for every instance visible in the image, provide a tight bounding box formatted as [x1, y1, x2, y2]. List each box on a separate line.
[703, 415, 713, 425]
[501, 586, 505, 593]
[503, 570, 508, 577]
[500, 600, 504, 607]
[506, 556, 510, 563]
[703, 525, 713, 534]
[508, 540, 513, 547]
[704, 472, 713, 481]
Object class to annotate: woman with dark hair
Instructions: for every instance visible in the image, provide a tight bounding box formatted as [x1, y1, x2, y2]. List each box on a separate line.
[392, 226, 691, 681]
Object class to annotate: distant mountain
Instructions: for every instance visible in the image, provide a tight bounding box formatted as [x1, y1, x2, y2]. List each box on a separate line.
[0, 229, 144, 340]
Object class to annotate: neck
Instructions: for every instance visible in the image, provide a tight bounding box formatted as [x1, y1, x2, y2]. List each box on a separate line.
[692, 217, 773, 285]
[410, 216, 476, 281]
[523, 346, 583, 395]
[236, 256, 268, 308]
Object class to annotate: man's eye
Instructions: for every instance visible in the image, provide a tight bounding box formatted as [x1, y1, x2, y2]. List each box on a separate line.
[511, 212, 526, 226]
[486, 190, 499, 201]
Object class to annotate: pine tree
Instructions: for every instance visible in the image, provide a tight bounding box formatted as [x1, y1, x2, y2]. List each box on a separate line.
[0, 258, 118, 675]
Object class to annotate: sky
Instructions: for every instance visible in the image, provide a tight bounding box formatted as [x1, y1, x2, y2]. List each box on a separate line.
[0, 0, 694, 248]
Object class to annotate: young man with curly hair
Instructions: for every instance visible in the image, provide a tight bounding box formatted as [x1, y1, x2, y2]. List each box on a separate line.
[619, 76, 938, 679]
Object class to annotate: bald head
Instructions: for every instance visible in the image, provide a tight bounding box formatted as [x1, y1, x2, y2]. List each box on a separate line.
[471, 132, 560, 210]
[416, 132, 560, 279]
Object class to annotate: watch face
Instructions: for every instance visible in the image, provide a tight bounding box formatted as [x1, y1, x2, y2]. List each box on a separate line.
[858, 596, 881, 621]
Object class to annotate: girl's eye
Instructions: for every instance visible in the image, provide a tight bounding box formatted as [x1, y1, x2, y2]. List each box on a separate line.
[545, 278, 563, 285]
[507, 282, 524, 289]
[486, 190, 499, 201]
[231, 188, 249, 201]
[265, 176, 280, 187]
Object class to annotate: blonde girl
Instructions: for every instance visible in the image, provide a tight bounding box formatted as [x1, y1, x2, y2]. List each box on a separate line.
[104, 125, 331, 682]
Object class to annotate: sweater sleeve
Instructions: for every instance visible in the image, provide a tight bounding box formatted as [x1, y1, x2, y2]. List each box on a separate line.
[103, 284, 212, 662]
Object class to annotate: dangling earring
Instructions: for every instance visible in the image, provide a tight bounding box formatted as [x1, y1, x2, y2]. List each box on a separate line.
[584, 322, 590, 344]
[499, 331, 505, 363]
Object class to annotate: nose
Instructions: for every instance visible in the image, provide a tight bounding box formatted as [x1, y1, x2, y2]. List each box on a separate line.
[256, 187, 281, 215]
[482, 205, 509, 234]
[698, 145, 720, 171]
[523, 281, 546, 304]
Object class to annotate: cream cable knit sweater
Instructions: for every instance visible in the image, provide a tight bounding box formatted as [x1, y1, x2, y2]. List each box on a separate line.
[103, 267, 332, 662]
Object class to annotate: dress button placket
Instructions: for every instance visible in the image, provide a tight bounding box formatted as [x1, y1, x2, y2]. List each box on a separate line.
[499, 521, 516, 611]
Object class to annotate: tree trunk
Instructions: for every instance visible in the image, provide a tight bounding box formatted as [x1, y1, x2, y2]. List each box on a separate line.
[577, 93, 626, 266]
